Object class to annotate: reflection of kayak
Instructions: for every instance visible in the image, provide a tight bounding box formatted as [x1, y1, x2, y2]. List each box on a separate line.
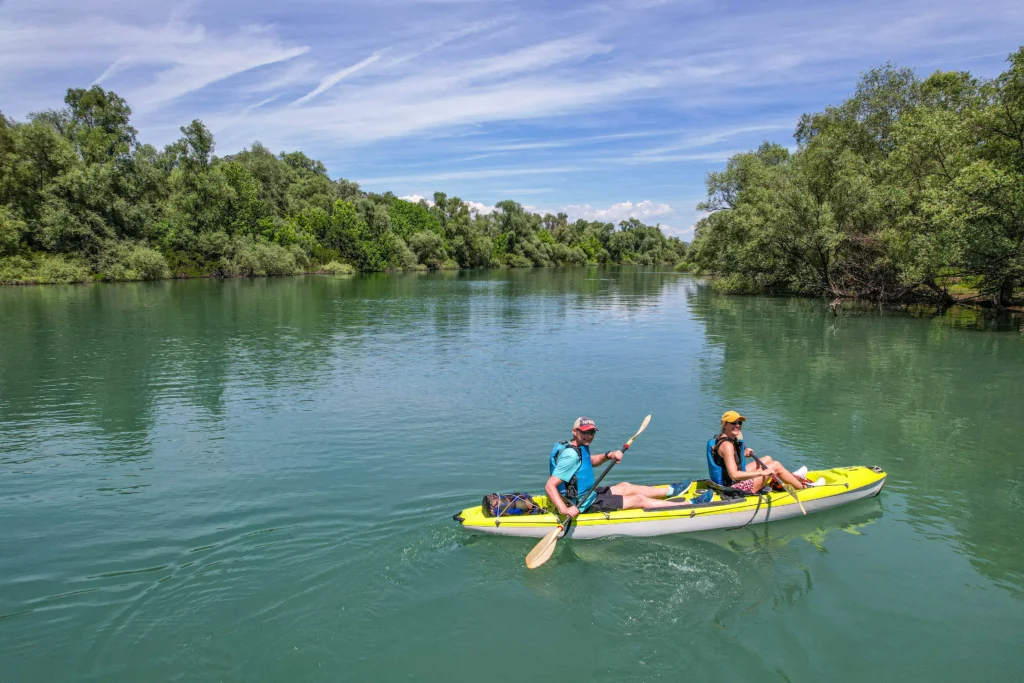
[453, 466, 886, 539]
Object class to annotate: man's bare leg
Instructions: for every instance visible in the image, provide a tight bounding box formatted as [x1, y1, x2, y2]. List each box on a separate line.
[618, 493, 691, 510]
[608, 481, 676, 499]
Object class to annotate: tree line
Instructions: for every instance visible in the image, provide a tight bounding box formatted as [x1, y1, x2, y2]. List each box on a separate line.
[0, 88, 686, 285]
[687, 47, 1024, 309]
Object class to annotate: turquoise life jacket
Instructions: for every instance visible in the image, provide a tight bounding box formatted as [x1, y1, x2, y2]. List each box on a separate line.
[706, 434, 744, 486]
[549, 441, 594, 505]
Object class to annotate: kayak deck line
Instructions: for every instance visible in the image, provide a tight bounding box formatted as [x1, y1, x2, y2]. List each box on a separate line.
[453, 465, 886, 539]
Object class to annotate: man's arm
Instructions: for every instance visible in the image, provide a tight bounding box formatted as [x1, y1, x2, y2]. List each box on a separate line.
[590, 450, 624, 466]
[545, 475, 579, 517]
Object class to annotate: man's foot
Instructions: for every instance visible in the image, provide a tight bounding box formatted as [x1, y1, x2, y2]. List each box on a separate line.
[793, 466, 808, 478]
[691, 489, 714, 505]
[809, 477, 826, 487]
[667, 480, 692, 498]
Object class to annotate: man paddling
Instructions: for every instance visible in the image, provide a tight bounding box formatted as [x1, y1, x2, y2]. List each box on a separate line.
[546, 416, 710, 518]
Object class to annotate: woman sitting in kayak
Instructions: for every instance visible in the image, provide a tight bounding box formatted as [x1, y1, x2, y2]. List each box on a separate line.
[708, 411, 806, 493]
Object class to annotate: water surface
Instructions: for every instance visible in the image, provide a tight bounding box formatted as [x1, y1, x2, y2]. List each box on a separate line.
[1, 268, 1021, 681]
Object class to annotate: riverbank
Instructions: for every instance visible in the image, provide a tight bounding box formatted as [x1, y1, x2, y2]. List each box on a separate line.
[685, 267, 1023, 323]
[0, 253, 681, 286]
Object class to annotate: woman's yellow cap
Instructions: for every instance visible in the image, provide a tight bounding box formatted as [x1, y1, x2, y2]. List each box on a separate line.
[721, 410, 746, 423]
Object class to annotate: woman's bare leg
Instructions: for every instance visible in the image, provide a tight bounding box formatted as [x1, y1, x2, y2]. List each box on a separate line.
[747, 459, 805, 489]
[769, 461, 806, 489]
[743, 462, 771, 490]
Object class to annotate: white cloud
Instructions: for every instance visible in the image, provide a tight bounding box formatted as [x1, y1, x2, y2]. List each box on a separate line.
[399, 193, 434, 205]
[398, 194, 494, 214]
[562, 200, 674, 224]
[466, 200, 495, 215]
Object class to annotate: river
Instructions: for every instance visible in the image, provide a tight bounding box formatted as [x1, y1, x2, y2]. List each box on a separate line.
[1, 268, 1021, 681]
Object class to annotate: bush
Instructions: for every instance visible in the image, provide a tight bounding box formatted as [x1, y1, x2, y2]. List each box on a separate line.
[225, 236, 299, 276]
[0, 255, 36, 284]
[289, 244, 310, 271]
[95, 241, 171, 281]
[439, 259, 460, 270]
[318, 261, 355, 275]
[37, 255, 91, 284]
[567, 246, 588, 266]
[504, 253, 533, 268]
[393, 237, 419, 270]
[124, 244, 171, 280]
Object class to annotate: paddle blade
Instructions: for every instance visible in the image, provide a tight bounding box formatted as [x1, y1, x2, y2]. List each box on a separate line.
[624, 414, 652, 449]
[525, 525, 563, 569]
[783, 484, 807, 515]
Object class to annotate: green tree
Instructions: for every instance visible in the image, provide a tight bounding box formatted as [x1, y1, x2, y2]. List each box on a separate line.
[60, 86, 137, 165]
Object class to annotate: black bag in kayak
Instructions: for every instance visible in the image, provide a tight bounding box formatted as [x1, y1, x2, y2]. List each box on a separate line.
[482, 493, 544, 517]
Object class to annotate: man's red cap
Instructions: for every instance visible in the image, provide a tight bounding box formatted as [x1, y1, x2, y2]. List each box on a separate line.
[573, 416, 598, 432]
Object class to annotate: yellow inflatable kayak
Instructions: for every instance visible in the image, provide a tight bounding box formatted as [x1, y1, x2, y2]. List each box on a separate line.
[453, 466, 885, 539]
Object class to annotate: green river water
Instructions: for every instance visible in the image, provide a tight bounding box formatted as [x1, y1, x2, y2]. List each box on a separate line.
[1, 268, 1022, 682]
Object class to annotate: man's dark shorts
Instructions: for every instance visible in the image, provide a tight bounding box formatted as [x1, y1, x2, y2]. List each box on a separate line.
[589, 486, 624, 513]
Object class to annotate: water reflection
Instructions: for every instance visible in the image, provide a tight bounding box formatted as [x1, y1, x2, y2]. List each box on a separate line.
[0, 269, 682, 453]
[704, 503, 884, 556]
[685, 281, 1024, 594]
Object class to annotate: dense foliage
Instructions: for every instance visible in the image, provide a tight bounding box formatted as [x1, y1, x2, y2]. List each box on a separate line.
[0, 88, 685, 285]
[687, 47, 1024, 308]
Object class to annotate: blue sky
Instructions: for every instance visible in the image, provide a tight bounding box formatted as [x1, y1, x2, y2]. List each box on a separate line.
[2, 0, 1023, 238]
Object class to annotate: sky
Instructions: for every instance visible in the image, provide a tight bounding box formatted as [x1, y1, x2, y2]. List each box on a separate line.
[2, 0, 1023, 239]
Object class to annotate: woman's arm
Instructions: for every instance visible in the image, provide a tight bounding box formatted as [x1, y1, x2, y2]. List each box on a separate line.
[719, 441, 765, 481]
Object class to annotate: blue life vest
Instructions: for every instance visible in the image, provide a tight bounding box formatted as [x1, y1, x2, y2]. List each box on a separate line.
[706, 434, 744, 486]
[549, 441, 594, 505]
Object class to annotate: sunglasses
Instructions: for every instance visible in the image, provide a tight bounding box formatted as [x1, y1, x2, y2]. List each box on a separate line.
[727, 421, 744, 427]
[577, 429, 598, 436]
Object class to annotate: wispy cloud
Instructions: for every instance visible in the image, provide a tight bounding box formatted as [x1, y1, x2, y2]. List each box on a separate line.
[630, 122, 795, 157]
[2, 0, 1023, 230]
[0, 17, 309, 111]
[357, 165, 582, 186]
[292, 52, 382, 106]
[479, 130, 668, 152]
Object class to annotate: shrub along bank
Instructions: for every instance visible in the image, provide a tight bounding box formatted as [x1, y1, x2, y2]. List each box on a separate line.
[0, 90, 685, 285]
[686, 47, 1024, 309]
